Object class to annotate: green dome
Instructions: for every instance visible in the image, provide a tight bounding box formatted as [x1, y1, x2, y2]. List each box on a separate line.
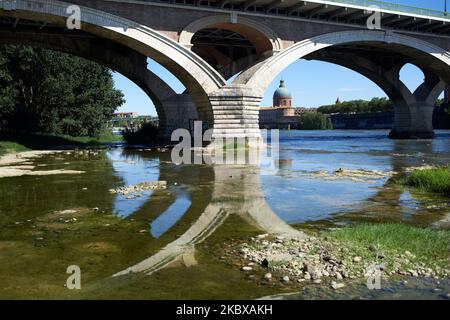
[273, 80, 292, 100]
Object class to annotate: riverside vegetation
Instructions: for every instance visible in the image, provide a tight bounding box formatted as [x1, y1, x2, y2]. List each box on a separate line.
[0, 44, 124, 154]
[224, 224, 449, 291]
[402, 166, 450, 196]
[222, 166, 450, 292]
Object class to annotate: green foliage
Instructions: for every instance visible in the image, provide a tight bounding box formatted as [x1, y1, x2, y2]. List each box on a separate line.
[298, 112, 332, 130]
[317, 97, 394, 114]
[0, 131, 121, 156]
[0, 45, 124, 136]
[122, 122, 160, 145]
[330, 224, 450, 264]
[403, 166, 450, 196]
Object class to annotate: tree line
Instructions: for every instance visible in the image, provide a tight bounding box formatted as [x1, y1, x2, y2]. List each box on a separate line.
[0, 45, 124, 137]
[298, 97, 449, 130]
[316, 97, 394, 115]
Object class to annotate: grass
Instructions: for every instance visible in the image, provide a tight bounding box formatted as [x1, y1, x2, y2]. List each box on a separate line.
[329, 223, 450, 263]
[0, 131, 121, 156]
[402, 166, 450, 196]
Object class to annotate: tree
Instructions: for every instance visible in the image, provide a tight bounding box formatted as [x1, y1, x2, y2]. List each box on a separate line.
[298, 112, 332, 130]
[0, 45, 124, 136]
[317, 97, 394, 115]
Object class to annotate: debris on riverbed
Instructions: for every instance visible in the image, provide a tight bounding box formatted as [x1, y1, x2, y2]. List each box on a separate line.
[0, 150, 61, 166]
[404, 165, 436, 173]
[225, 234, 449, 288]
[310, 168, 394, 182]
[0, 167, 85, 178]
[109, 181, 167, 197]
[0, 150, 85, 178]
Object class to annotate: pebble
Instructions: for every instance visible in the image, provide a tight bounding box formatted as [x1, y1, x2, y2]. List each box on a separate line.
[304, 273, 311, 280]
[409, 269, 419, 277]
[282, 276, 290, 283]
[264, 273, 272, 280]
[331, 281, 346, 289]
[241, 266, 252, 271]
[335, 272, 343, 280]
[353, 256, 362, 263]
[313, 279, 322, 284]
[368, 244, 377, 252]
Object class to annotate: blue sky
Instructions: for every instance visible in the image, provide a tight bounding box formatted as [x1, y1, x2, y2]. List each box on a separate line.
[114, 0, 447, 116]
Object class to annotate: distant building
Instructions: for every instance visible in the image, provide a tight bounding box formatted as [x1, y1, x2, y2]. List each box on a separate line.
[259, 80, 299, 129]
[294, 107, 317, 116]
[110, 112, 158, 131]
[114, 112, 138, 118]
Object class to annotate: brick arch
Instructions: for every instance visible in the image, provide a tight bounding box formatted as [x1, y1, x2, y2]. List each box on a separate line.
[234, 30, 450, 95]
[0, 31, 178, 137]
[179, 14, 283, 54]
[0, 0, 227, 127]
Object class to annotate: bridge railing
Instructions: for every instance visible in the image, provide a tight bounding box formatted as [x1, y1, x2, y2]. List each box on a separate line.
[324, 0, 448, 19]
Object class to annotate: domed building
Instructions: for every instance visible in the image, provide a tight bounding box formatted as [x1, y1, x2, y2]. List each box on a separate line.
[259, 80, 298, 129]
[273, 80, 292, 107]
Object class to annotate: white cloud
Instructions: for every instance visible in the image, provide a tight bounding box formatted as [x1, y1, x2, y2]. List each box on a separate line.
[336, 87, 366, 92]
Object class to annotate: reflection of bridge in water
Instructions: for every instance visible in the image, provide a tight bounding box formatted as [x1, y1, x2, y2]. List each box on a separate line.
[111, 135, 450, 277]
[113, 153, 305, 277]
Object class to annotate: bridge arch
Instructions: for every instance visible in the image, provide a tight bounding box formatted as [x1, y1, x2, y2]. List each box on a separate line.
[234, 30, 450, 138]
[0, 31, 181, 138]
[0, 0, 227, 126]
[235, 30, 450, 92]
[179, 15, 283, 79]
[179, 14, 283, 54]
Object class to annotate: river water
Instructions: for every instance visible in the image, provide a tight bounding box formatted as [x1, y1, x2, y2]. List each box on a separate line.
[0, 130, 449, 299]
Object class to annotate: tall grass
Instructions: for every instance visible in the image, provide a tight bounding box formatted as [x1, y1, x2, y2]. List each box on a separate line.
[404, 166, 450, 196]
[330, 223, 450, 262]
[0, 130, 121, 156]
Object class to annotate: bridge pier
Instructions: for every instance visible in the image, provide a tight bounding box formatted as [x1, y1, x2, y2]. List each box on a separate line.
[389, 74, 445, 139]
[209, 86, 262, 144]
[158, 93, 198, 141]
[389, 103, 436, 139]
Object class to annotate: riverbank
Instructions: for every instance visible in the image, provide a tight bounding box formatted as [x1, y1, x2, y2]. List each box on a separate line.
[222, 224, 449, 291]
[400, 166, 450, 196]
[0, 131, 121, 156]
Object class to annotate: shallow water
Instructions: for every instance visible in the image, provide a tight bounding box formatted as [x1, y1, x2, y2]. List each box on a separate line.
[0, 130, 449, 299]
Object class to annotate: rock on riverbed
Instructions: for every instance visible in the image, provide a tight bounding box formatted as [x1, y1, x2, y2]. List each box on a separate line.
[109, 181, 167, 197]
[228, 234, 449, 287]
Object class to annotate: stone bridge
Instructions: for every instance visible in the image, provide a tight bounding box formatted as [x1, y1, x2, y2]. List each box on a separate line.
[1, 0, 449, 140]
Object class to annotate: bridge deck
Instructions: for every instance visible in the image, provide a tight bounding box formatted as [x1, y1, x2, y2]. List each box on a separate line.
[121, 0, 450, 35]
